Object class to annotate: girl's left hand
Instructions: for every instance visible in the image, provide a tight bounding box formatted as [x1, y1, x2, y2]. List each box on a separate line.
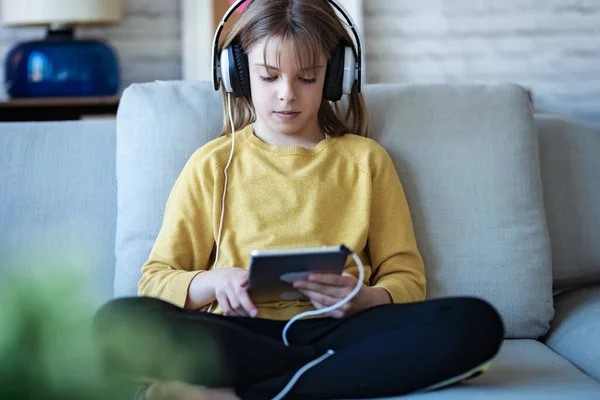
[292, 272, 392, 318]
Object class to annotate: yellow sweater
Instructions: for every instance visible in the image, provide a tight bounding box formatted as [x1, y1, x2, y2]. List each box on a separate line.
[138, 124, 426, 320]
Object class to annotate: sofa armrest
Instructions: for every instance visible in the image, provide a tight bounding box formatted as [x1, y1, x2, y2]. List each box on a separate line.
[544, 284, 600, 381]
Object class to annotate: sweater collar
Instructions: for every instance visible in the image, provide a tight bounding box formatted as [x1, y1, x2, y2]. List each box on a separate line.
[241, 124, 333, 156]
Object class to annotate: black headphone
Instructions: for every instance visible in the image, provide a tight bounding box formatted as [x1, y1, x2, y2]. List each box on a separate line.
[211, 0, 364, 102]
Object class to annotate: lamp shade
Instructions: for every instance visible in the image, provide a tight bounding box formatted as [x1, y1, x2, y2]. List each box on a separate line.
[1, 0, 122, 26]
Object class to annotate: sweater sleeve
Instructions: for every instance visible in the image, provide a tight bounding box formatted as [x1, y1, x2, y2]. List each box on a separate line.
[368, 146, 426, 304]
[137, 150, 216, 308]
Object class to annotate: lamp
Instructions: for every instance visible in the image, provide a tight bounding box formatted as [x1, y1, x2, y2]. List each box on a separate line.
[1, 0, 122, 98]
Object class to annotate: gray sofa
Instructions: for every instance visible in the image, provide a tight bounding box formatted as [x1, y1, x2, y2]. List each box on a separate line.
[1, 81, 599, 399]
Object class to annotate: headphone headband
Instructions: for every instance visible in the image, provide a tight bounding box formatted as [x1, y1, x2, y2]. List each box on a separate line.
[211, 0, 364, 93]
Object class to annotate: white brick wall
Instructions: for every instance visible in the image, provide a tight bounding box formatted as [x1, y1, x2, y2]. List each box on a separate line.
[0, 0, 597, 128]
[0, 0, 180, 97]
[365, 0, 600, 128]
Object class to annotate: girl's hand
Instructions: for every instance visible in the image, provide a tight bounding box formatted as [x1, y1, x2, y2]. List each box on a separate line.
[292, 272, 392, 318]
[211, 267, 257, 318]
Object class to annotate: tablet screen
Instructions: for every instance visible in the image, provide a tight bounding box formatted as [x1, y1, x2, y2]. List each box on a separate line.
[247, 244, 351, 304]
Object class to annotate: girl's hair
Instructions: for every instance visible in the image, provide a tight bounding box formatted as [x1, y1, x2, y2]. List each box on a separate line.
[218, 0, 369, 138]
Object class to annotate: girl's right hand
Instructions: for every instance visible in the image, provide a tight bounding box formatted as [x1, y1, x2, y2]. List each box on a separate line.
[211, 267, 257, 318]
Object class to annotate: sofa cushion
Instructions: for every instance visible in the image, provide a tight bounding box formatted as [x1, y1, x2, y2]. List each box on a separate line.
[365, 83, 553, 338]
[115, 81, 553, 338]
[0, 120, 117, 303]
[398, 340, 600, 399]
[535, 114, 600, 289]
[544, 284, 600, 381]
[114, 81, 223, 298]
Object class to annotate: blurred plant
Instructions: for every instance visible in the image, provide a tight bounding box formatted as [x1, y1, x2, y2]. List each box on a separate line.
[0, 264, 114, 399]
[0, 257, 219, 400]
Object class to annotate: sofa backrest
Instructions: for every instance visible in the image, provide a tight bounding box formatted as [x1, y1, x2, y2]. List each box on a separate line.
[114, 81, 554, 339]
[535, 115, 600, 290]
[0, 120, 117, 303]
[2, 85, 598, 325]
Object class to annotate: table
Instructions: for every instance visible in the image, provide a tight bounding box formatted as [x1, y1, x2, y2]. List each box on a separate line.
[0, 96, 120, 122]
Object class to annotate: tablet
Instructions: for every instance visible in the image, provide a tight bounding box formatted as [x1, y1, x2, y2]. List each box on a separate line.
[247, 244, 352, 304]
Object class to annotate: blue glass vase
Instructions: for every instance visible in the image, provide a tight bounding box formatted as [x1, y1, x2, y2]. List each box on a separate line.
[4, 29, 120, 98]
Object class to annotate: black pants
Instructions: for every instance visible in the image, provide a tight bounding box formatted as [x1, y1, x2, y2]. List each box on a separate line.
[93, 296, 504, 399]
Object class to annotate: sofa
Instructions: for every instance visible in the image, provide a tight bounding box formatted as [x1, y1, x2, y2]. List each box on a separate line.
[1, 81, 599, 399]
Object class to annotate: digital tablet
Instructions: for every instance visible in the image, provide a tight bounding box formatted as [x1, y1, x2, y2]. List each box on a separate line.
[247, 244, 352, 304]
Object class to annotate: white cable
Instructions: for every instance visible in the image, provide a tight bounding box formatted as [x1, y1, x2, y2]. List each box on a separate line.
[208, 93, 236, 313]
[281, 251, 365, 346]
[270, 349, 335, 400]
[213, 92, 236, 268]
[269, 251, 365, 399]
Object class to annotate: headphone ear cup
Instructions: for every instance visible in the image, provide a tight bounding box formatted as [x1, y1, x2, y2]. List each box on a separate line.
[229, 43, 251, 98]
[323, 44, 344, 102]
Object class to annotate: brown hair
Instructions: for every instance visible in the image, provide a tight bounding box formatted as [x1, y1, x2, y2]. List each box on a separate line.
[217, 0, 369, 138]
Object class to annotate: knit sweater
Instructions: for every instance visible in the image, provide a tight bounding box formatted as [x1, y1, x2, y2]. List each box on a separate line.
[138, 124, 426, 320]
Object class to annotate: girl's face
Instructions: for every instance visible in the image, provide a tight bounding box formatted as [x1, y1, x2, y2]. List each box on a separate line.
[247, 37, 327, 141]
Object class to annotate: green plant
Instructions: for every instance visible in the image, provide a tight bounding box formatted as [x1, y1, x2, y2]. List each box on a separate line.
[0, 259, 219, 400]
[0, 265, 115, 399]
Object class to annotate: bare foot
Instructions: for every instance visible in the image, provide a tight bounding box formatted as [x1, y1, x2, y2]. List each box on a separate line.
[142, 381, 240, 400]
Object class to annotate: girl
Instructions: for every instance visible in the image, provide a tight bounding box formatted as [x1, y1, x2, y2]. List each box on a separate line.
[94, 1, 504, 399]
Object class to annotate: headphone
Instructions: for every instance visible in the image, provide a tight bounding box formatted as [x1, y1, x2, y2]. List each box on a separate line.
[211, 0, 364, 102]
